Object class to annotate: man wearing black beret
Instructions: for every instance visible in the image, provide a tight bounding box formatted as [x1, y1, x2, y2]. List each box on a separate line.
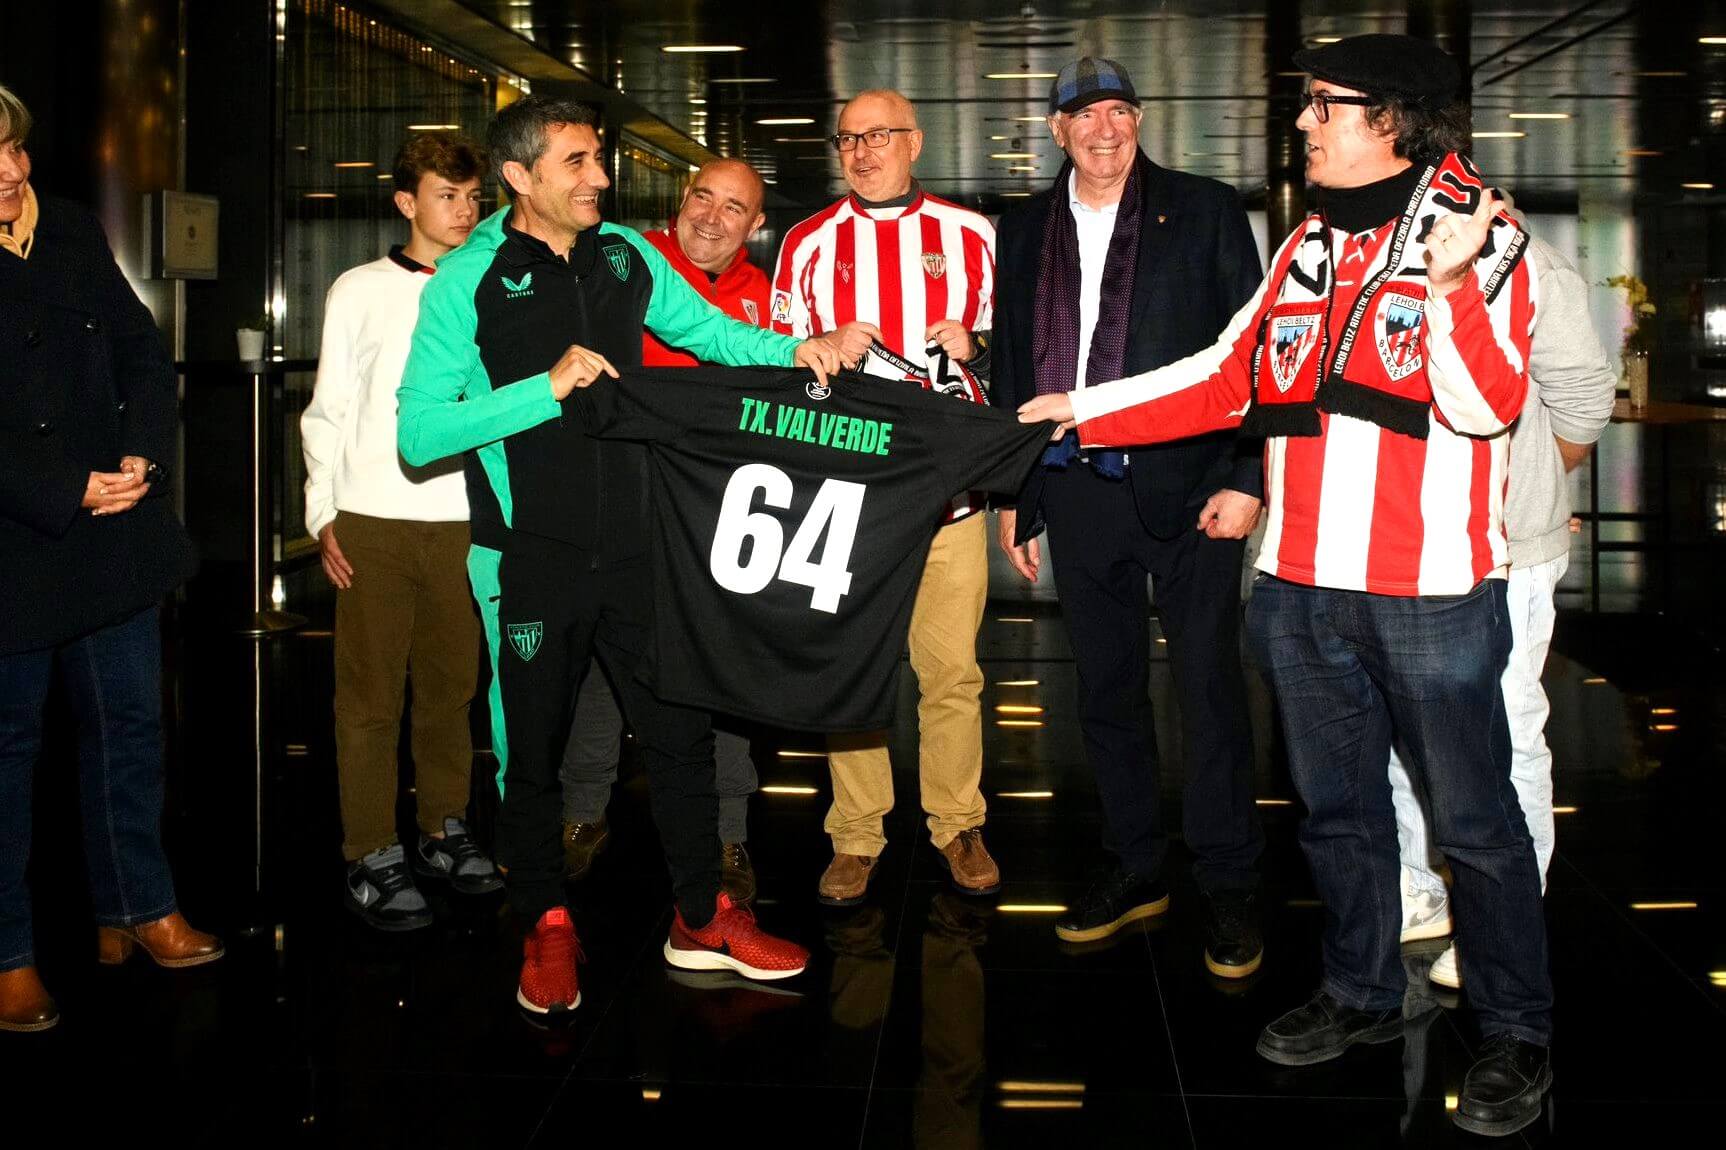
[1021, 34, 1553, 1138]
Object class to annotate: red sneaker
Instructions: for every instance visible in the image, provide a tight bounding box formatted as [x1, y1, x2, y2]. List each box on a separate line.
[517, 907, 583, 1014]
[664, 892, 809, 981]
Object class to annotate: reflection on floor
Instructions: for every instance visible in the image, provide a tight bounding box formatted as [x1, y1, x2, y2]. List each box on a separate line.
[4, 567, 1724, 1147]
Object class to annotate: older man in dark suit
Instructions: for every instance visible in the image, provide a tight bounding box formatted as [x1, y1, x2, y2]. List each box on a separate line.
[990, 58, 1266, 976]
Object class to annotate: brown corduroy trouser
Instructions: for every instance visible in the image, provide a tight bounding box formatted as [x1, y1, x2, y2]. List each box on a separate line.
[332, 511, 479, 860]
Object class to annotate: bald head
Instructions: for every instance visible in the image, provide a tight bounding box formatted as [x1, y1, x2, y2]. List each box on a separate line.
[676, 156, 768, 273]
[841, 89, 919, 132]
[836, 89, 923, 202]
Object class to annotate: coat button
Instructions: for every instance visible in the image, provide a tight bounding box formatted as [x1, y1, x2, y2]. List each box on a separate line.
[85, 318, 102, 333]
[35, 421, 55, 436]
[116, 400, 128, 413]
[24, 328, 40, 346]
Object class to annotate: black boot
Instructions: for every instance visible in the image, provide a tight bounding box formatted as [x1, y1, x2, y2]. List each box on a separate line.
[1453, 1035, 1552, 1137]
[1256, 990, 1403, 1066]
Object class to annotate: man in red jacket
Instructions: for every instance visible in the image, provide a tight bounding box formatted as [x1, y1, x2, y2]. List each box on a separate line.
[642, 158, 772, 363]
[558, 157, 772, 899]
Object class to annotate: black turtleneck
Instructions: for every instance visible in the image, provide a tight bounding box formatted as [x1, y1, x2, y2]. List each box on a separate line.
[1317, 162, 1424, 233]
[854, 180, 920, 211]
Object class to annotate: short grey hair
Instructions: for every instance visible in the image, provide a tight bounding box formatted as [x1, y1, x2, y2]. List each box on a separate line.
[485, 96, 599, 188]
[0, 84, 32, 148]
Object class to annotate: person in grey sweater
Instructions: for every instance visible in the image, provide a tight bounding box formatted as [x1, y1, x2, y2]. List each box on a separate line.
[1389, 227, 1617, 990]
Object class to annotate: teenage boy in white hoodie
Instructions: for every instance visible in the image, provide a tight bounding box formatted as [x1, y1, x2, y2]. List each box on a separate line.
[301, 133, 501, 930]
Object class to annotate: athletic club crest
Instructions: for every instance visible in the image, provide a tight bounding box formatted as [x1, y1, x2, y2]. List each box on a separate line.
[741, 298, 760, 326]
[604, 244, 631, 282]
[837, 260, 853, 285]
[506, 621, 542, 662]
[922, 252, 946, 279]
[1374, 292, 1426, 381]
[1268, 313, 1321, 394]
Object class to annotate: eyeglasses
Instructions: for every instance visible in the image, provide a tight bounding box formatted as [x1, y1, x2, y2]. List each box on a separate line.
[829, 127, 916, 153]
[1300, 90, 1375, 123]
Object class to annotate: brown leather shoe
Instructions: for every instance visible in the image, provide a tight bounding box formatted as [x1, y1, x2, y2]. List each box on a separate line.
[818, 852, 878, 907]
[0, 967, 58, 1033]
[937, 828, 1002, 896]
[96, 911, 224, 969]
[562, 818, 610, 882]
[720, 842, 757, 903]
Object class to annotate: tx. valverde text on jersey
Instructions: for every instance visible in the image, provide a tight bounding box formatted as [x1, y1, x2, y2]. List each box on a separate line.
[737, 396, 893, 456]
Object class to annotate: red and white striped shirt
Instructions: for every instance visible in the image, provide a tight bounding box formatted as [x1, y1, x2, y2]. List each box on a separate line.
[771, 187, 995, 518]
[1068, 214, 1537, 598]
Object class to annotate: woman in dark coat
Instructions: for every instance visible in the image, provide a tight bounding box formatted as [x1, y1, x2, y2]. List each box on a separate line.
[0, 84, 221, 1033]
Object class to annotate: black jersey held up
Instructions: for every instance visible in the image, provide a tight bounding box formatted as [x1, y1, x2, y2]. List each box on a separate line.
[564, 367, 1055, 732]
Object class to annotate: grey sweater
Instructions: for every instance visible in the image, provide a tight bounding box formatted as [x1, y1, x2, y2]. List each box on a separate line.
[1505, 238, 1616, 568]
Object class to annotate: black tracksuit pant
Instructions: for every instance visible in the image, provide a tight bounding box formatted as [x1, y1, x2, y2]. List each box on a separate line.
[490, 539, 719, 927]
[1040, 464, 1263, 892]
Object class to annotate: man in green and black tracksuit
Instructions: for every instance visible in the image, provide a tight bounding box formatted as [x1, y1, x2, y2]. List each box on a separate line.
[399, 98, 849, 1010]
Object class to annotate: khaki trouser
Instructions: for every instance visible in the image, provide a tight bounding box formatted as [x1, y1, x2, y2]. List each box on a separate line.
[333, 512, 479, 860]
[825, 513, 988, 855]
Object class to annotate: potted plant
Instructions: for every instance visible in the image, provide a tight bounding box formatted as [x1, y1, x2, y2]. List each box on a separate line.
[1603, 274, 1655, 409]
[236, 312, 272, 361]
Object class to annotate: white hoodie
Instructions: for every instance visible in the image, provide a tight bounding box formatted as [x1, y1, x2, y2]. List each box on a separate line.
[301, 250, 468, 538]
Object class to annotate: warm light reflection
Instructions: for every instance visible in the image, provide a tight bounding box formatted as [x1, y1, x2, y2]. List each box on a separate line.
[998, 904, 1067, 913]
[998, 1099, 1084, 1110]
[996, 704, 1045, 715]
[1255, 798, 1293, 806]
[1445, 1095, 1459, 1111]
[1630, 902, 1698, 911]
[995, 679, 1040, 686]
[996, 617, 1034, 623]
[760, 785, 818, 796]
[641, 1088, 662, 1100]
[1582, 677, 1608, 685]
[998, 1080, 1086, 1093]
[986, 72, 1058, 80]
[997, 720, 1045, 728]
[997, 790, 1054, 799]
[776, 750, 827, 759]
[1552, 806, 1578, 815]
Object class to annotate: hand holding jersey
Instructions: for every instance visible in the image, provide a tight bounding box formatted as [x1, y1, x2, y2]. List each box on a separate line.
[548, 343, 620, 399]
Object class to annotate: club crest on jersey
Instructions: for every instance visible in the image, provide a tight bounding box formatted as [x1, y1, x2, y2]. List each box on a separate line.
[604, 245, 631, 282]
[836, 260, 852, 285]
[1375, 292, 1426, 381]
[506, 621, 542, 662]
[1269, 313, 1321, 394]
[771, 290, 792, 323]
[922, 252, 946, 279]
[741, 298, 760, 326]
[805, 379, 832, 401]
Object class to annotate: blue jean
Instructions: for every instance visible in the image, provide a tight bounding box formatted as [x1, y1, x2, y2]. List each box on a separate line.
[0, 607, 179, 971]
[1246, 576, 1552, 1045]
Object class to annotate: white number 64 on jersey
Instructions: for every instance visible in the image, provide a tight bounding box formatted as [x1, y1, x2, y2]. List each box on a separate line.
[709, 464, 865, 614]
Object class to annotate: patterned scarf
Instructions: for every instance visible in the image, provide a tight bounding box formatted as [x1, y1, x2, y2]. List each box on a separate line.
[0, 182, 37, 260]
[1032, 153, 1148, 478]
[1242, 152, 1527, 440]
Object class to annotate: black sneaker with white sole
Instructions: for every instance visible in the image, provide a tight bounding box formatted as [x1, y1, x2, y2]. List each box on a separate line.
[347, 843, 434, 932]
[414, 817, 504, 895]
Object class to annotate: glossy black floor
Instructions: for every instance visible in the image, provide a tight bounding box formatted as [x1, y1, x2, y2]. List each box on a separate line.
[6, 531, 1725, 1148]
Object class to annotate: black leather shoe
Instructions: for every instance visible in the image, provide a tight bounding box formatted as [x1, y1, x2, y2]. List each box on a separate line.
[1203, 889, 1263, 978]
[1453, 1035, 1552, 1137]
[1054, 869, 1169, 943]
[1255, 990, 1404, 1066]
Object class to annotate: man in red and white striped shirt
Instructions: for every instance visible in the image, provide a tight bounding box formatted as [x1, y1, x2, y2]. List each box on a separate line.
[771, 89, 1002, 906]
[1023, 35, 1554, 1139]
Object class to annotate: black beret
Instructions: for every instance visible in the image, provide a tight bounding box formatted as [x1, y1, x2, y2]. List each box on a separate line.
[1292, 34, 1462, 106]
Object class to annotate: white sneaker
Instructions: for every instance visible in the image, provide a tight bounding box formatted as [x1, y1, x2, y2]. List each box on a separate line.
[1399, 871, 1453, 943]
[1429, 943, 1461, 990]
